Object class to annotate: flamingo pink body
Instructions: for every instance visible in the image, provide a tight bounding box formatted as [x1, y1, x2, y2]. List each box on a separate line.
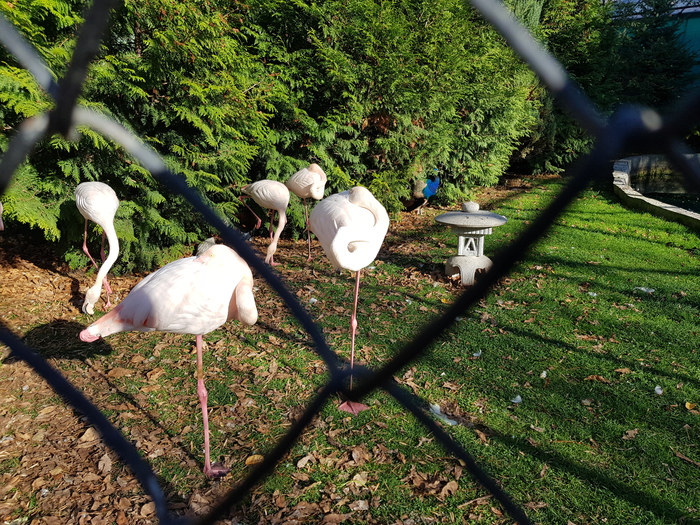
[309, 186, 389, 414]
[286, 163, 327, 260]
[241, 180, 290, 265]
[79, 244, 258, 477]
[75, 181, 120, 314]
[286, 163, 327, 201]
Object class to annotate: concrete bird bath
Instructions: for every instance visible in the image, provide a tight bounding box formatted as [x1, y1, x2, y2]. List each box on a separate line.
[435, 202, 507, 285]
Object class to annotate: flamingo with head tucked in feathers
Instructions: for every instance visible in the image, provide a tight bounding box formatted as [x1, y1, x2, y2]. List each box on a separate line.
[79, 244, 258, 478]
[309, 186, 389, 414]
[286, 163, 327, 260]
[75, 181, 120, 314]
[240, 180, 290, 265]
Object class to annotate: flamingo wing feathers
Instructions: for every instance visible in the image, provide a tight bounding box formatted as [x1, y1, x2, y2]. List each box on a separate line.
[286, 164, 327, 200]
[75, 182, 119, 225]
[80, 245, 257, 340]
[242, 180, 290, 211]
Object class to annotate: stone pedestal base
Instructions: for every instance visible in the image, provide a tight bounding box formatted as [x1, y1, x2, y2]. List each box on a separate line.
[445, 255, 492, 286]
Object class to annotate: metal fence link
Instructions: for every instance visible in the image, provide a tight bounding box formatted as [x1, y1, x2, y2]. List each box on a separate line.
[2, 0, 700, 522]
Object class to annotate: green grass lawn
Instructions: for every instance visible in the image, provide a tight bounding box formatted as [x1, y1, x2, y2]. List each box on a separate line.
[21, 174, 700, 524]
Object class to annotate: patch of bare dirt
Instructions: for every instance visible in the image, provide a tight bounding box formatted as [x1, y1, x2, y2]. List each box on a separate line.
[0, 233, 164, 524]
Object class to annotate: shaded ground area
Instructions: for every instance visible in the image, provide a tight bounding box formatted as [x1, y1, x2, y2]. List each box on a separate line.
[0, 180, 524, 524]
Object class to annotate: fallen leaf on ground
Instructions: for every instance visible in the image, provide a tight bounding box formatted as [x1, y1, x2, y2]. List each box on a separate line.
[98, 453, 112, 473]
[349, 500, 369, 511]
[614, 368, 633, 374]
[622, 428, 639, 440]
[440, 480, 458, 499]
[673, 449, 700, 468]
[245, 454, 265, 466]
[474, 428, 489, 444]
[585, 375, 611, 383]
[458, 495, 492, 509]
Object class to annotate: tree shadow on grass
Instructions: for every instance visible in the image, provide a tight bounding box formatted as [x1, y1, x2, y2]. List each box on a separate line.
[16, 319, 112, 360]
[481, 424, 700, 524]
[420, 320, 700, 522]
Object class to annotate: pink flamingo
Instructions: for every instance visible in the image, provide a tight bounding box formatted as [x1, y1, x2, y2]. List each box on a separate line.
[75, 181, 120, 314]
[79, 244, 258, 478]
[0, 201, 4, 231]
[309, 186, 389, 414]
[241, 180, 290, 265]
[285, 163, 327, 260]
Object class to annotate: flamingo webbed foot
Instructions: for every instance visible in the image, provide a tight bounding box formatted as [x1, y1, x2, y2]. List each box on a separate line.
[204, 462, 230, 478]
[339, 400, 370, 415]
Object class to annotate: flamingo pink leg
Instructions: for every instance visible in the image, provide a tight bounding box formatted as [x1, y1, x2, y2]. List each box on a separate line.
[303, 199, 312, 261]
[100, 231, 107, 264]
[339, 270, 369, 415]
[196, 334, 230, 478]
[268, 209, 280, 266]
[268, 209, 274, 240]
[240, 195, 262, 229]
[82, 219, 100, 270]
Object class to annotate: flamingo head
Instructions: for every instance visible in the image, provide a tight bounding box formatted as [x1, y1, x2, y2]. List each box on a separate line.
[79, 326, 101, 343]
[81, 284, 102, 315]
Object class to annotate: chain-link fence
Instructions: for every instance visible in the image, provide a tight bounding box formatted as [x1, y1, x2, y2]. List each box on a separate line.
[2, 0, 700, 523]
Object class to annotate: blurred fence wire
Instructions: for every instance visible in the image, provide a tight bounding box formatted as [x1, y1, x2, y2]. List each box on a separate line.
[2, 0, 700, 523]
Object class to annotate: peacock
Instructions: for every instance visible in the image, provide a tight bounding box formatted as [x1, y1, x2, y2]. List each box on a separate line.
[405, 169, 441, 214]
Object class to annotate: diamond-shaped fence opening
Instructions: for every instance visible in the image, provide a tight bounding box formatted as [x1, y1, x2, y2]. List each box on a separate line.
[2, 1, 700, 523]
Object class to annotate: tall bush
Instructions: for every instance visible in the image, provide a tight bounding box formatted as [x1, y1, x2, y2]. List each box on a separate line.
[248, 0, 539, 210]
[523, 0, 699, 173]
[1, 0, 544, 269]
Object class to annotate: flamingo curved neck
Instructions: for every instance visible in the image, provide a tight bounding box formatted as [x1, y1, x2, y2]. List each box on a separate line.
[265, 213, 287, 262]
[348, 187, 389, 230]
[82, 225, 120, 313]
[329, 226, 380, 272]
[96, 226, 120, 284]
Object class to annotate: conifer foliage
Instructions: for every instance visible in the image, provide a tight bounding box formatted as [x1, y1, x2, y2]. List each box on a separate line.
[2, 0, 276, 271]
[1, 0, 697, 270]
[249, 0, 538, 209]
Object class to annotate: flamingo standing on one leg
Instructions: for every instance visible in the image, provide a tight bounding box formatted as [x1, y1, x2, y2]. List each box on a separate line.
[75, 181, 120, 314]
[79, 244, 258, 478]
[240, 180, 290, 265]
[309, 186, 389, 414]
[285, 163, 327, 261]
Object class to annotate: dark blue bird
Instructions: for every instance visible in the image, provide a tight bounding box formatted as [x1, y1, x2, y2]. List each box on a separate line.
[423, 174, 441, 199]
[407, 170, 441, 214]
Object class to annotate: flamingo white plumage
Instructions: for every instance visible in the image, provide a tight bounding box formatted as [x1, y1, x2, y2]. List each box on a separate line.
[241, 180, 290, 265]
[285, 163, 327, 260]
[309, 186, 389, 414]
[75, 181, 120, 314]
[79, 244, 258, 478]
